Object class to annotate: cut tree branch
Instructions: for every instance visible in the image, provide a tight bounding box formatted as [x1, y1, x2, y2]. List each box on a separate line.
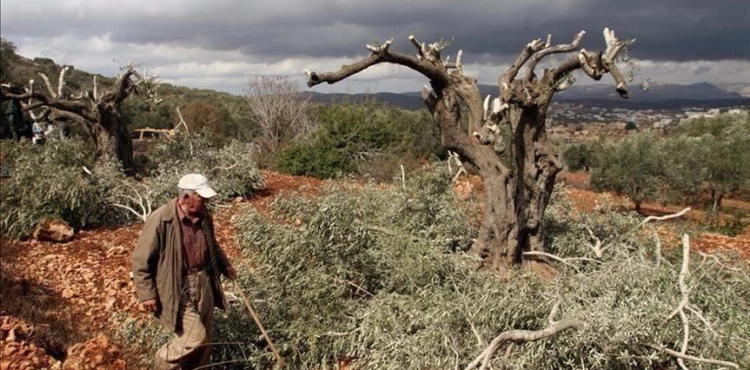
[525, 31, 586, 81]
[465, 299, 584, 370]
[652, 234, 739, 369]
[644, 344, 739, 369]
[306, 36, 448, 89]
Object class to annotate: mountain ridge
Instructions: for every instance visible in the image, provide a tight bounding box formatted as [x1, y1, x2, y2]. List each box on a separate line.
[304, 82, 750, 110]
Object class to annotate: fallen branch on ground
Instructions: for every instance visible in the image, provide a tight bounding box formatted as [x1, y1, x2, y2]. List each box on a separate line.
[649, 234, 739, 370]
[464, 300, 584, 370]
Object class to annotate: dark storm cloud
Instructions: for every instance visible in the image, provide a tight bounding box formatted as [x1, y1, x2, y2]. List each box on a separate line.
[2, 0, 748, 63]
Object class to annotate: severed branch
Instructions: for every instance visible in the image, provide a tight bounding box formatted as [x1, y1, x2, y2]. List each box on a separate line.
[465, 301, 584, 370]
[546, 27, 633, 99]
[600, 207, 690, 256]
[651, 234, 739, 369]
[644, 344, 739, 369]
[448, 150, 467, 185]
[109, 179, 154, 222]
[501, 37, 546, 86]
[524, 31, 586, 82]
[175, 107, 194, 155]
[305, 35, 450, 89]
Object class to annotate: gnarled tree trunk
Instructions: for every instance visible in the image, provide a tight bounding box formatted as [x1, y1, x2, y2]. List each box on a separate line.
[306, 29, 632, 271]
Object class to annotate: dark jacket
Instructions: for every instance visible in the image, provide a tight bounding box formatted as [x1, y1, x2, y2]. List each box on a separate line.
[132, 198, 229, 331]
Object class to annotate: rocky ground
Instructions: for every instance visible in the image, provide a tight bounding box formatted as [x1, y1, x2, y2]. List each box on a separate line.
[1, 170, 748, 369]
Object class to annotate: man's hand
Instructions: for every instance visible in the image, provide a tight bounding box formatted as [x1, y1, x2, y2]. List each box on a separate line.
[141, 299, 158, 313]
[224, 265, 237, 281]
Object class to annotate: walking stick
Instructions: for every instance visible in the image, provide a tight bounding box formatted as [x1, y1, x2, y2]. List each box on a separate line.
[232, 279, 285, 368]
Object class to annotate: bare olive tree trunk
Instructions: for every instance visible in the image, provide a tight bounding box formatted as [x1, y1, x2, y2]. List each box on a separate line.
[306, 29, 632, 270]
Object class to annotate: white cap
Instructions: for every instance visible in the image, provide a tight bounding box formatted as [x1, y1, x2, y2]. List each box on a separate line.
[177, 173, 217, 198]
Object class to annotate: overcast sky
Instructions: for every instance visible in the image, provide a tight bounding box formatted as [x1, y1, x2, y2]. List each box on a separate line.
[2, 0, 748, 95]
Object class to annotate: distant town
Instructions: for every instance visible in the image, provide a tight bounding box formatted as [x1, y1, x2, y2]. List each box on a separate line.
[546, 102, 749, 142]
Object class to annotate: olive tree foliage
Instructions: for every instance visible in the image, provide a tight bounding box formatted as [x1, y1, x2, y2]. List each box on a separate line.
[590, 133, 666, 213]
[668, 112, 750, 210]
[0, 62, 160, 173]
[244, 76, 316, 156]
[195, 166, 750, 369]
[305, 28, 634, 270]
[0, 138, 132, 238]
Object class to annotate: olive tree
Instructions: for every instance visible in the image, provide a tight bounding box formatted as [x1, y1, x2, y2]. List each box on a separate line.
[306, 28, 633, 270]
[0, 63, 160, 173]
[590, 133, 666, 213]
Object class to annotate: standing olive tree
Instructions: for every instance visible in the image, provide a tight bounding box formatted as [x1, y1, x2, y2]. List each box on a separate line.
[0, 63, 159, 173]
[306, 28, 633, 271]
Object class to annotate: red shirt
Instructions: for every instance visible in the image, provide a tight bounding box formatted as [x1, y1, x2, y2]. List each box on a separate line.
[176, 202, 208, 271]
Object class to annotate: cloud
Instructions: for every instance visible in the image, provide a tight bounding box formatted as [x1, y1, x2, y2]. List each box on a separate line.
[2, 0, 748, 93]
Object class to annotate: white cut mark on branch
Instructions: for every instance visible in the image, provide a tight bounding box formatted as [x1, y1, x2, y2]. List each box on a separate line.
[209, 162, 240, 173]
[38, 72, 57, 98]
[57, 66, 70, 98]
[448, 151, 467, 185]
[653, 234, 739, 369]
[366, 39, 393, 53]
[400, 164, 406, 189]
[464, 301, 584, 370]
[584, 226, 603, 258]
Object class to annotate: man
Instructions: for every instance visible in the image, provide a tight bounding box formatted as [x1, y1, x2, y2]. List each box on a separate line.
[132, 173, 237, 369]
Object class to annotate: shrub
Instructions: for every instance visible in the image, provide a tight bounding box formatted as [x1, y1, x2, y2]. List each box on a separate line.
[274, 102, 442, 180]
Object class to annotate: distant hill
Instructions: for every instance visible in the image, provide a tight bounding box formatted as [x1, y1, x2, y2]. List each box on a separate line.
[305, 82, 750, 110]
[4, 43, 747, 112]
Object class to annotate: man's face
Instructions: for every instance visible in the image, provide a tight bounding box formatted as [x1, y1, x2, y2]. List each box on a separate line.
[181, 192, 207, 216]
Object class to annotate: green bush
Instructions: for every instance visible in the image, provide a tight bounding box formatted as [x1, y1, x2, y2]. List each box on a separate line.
[200, 166, 750, 369]
[0, 138, 132, 238]
[274, 102, 443, 180]
[142, 134, 266, 205]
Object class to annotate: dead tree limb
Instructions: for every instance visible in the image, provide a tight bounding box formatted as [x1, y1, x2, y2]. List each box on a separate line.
[652, 234, 739, 369]
[601, 207, 691, 256]
[644, 344, 739, 369]
[464, 303, 583, 370]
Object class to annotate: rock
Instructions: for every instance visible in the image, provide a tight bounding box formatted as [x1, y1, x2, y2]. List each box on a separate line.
[32, 219, 74, 243]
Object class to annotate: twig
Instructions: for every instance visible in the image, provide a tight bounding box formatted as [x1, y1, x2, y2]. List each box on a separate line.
[523, 251, 601, 271]
[644, 344, 739, 369]
[602, 207, 690, 255]
[654, 234, 739, 370]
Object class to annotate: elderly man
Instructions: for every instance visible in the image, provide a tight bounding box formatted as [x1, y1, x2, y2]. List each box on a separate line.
[132, 173, 237, 369]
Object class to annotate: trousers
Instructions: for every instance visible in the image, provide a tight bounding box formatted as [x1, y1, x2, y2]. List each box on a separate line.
[155, 270, 214, 370]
